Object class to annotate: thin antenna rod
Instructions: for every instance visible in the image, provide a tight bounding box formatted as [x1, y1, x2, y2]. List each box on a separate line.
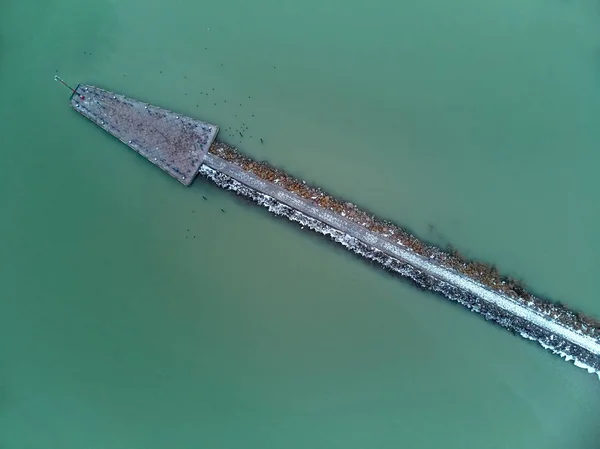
[54, 75, 85, 100]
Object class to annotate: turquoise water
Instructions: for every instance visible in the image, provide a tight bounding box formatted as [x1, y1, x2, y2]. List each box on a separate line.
[1, 0, 599, 447]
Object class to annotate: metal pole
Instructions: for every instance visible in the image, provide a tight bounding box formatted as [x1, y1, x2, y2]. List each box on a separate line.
[54, 76, 85, 99]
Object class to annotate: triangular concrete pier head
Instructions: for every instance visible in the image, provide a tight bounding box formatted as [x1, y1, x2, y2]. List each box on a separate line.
[70, 85, 219, 185]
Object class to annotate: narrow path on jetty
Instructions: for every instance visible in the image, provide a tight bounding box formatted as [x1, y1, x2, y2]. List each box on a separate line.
[202, 154, 600, 377]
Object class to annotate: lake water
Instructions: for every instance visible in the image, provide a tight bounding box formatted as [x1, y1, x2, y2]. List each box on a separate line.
[1, 0, 599, 447]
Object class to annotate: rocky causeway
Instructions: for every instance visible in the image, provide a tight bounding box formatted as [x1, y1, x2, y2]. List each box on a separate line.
[67, 83, 600, 379]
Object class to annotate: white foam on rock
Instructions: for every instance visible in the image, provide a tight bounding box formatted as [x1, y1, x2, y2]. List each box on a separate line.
[198, 164, 600, 380]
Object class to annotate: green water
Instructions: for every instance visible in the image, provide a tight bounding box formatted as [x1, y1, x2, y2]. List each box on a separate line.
[2, 0, 600, 447]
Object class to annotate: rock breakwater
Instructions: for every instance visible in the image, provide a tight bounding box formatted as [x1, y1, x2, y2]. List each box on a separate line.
[203, 142, 600, 378]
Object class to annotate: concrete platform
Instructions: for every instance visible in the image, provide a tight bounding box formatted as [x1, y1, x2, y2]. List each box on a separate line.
[70, 85, 218, 185]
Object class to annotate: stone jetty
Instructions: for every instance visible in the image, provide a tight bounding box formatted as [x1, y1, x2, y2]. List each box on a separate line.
[66, 84, 600, 379]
